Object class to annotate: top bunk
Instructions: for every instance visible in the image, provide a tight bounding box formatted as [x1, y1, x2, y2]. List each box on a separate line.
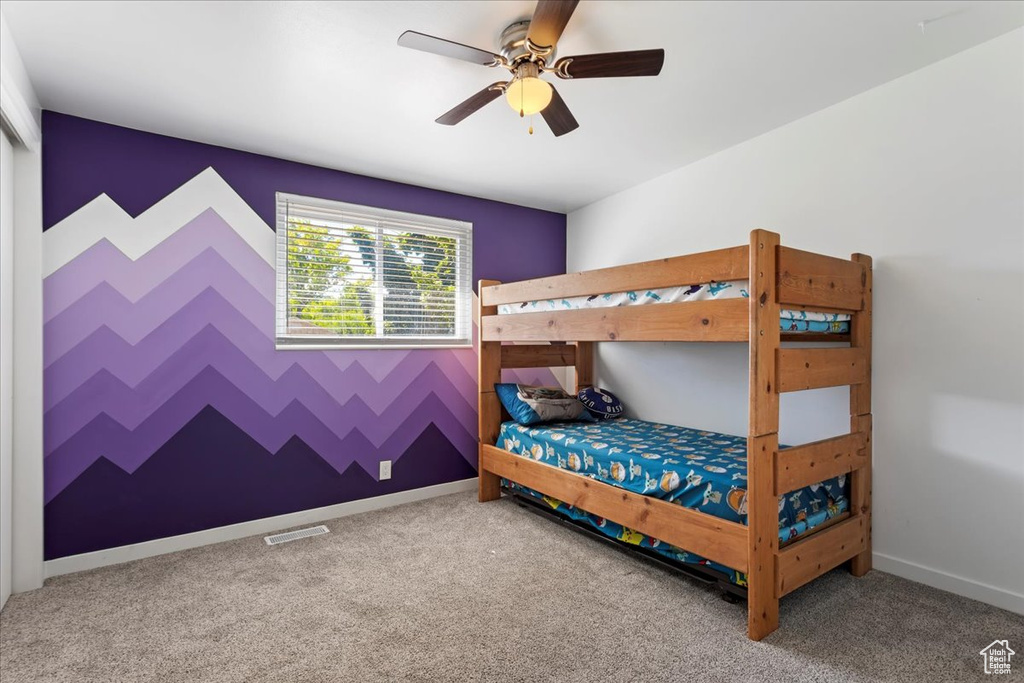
[479, 230, 870, 344]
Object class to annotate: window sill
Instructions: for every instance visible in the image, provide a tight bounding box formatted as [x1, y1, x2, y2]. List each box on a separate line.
[275, 342, 474, 351]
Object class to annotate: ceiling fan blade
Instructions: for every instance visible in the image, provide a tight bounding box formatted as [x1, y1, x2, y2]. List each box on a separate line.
[526, 0, 580, 50]
[554, 49, 665, 79]
[540, 86, 579, 137]
[398, 30, 503, 66]
[436, 83, 507, 126]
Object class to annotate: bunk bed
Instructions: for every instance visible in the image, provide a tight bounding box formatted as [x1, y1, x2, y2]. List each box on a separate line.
[476, 230, 872, 641]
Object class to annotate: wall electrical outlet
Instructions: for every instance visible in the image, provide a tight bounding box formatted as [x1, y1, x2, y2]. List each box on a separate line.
[379, 460, 392, 480]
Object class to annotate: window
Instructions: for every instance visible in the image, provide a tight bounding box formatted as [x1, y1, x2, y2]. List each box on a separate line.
[275, 193, 473, 348]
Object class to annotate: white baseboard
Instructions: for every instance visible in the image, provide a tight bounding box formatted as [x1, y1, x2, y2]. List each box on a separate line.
[44, 478, 478, 579]
[874, 552, 1024, 615]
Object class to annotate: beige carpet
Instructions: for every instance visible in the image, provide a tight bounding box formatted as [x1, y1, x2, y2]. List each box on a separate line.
[1, 491, 1021, 682]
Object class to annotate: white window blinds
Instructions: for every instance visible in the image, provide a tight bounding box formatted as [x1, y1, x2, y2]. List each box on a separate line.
[275, 193, 473, 348]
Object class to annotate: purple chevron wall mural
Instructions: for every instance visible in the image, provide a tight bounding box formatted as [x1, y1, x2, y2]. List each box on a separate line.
[42, 112, 566, 559]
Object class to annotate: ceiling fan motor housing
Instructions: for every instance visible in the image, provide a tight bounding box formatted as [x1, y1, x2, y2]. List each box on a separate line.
[500, 20, 555, 65]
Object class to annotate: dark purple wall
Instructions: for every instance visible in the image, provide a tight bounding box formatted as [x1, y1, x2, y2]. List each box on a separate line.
[42, 112, 566, 559]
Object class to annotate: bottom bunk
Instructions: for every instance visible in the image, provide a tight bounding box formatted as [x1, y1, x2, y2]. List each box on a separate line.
[495, 418, 850, 586]
[503, 484, 748, 600]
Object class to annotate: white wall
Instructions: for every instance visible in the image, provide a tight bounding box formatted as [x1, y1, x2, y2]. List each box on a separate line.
[567, 30, 1024, 612]
[9, 141, 43, 597]
[1, 127, 13, 609]
[1, 8, 44, 599]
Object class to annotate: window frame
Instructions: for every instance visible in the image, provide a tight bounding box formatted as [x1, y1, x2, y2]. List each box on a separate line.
[274, 192, 474, 350]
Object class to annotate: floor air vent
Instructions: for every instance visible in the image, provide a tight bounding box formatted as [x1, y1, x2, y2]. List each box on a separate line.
[264, 525, 329, 546]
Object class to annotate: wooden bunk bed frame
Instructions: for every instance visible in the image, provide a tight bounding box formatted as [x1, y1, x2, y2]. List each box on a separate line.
[476, 229, 872, 641]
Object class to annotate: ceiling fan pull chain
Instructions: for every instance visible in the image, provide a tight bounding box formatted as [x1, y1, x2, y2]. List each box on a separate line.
[529, 113, 534, 136]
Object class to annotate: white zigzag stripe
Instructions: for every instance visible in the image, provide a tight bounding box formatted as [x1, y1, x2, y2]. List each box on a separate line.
[43, 167, 275, 276]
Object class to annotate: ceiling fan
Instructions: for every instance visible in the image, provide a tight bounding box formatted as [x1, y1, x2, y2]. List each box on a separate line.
[397, 0, 665, 137]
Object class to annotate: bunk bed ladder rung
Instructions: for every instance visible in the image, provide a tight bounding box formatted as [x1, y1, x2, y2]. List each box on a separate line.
[500, 343, 577, 369]
[776, 347, 869, 392]
[775, 513, 868, 597]
[774, 432, 869, 496]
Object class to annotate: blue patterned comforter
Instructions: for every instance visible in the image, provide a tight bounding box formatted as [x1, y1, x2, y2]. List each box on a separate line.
[499, 418, 849, 585]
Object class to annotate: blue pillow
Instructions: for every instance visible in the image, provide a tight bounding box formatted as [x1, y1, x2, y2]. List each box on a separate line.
[495, 384, 595, 426]
[577, 387, 624, 420]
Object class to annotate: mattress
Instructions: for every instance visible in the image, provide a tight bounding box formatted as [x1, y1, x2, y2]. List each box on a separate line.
[498, 418, 849, 585]
[496, 281, 851, 334]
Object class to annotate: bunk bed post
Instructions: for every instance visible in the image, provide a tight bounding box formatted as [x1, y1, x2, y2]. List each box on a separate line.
[747, 229, 781, 641]
[478, 279, 503, 502]
[573, 342, 594, 392]
[849, 254, 873, 576]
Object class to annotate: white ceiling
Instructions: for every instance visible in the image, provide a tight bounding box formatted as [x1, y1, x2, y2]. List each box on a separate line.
[4, 1, 1023, 213]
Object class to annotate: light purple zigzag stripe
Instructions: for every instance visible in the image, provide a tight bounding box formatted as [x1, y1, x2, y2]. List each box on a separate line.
[44, 373, 475, 502]
[43, 208, 273, 321]
[45, 333, 478, 456]
[44, 248, 273, 364]
[44, 288, 477, 411]
[340, 346, 414, 383]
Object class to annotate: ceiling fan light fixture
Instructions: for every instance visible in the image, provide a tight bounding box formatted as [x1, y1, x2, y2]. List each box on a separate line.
[505, 76, 553, 116]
